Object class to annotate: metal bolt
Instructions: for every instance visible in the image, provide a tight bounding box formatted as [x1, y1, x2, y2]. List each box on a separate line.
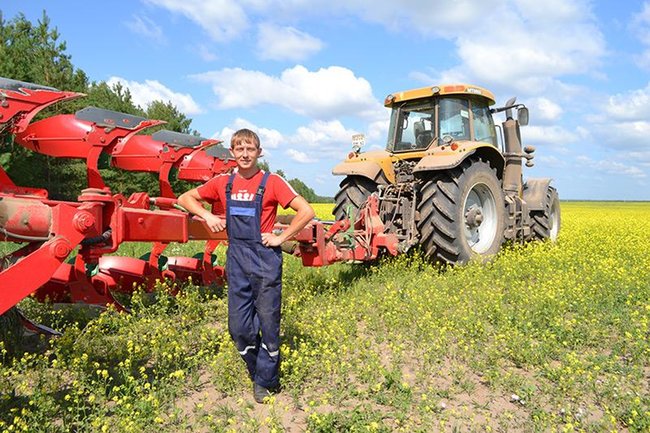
[73, 211, 95, 233]
[465, 206, 483, 228]
[50, 240, 71, 259]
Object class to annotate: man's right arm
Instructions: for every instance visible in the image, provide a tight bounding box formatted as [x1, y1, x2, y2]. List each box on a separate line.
[178, 188, 226, 233]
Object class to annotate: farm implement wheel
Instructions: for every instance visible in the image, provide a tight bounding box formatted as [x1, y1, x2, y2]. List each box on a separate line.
[333, 175, 378, 221]
[529, 186, 561, 241]
[417, 159, 505, 264]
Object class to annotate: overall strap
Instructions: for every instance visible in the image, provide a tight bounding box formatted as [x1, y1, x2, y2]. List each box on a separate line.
[225, 172, 237, 198]
[253, 172, 271, 228]
[256, 172, 271, 199]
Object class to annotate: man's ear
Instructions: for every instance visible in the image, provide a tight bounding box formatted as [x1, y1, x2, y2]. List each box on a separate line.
[229, 147, 235, 158]
[258, 147, 264, 157]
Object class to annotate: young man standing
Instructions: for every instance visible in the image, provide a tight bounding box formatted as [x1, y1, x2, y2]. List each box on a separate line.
[178, 129, 315, 403]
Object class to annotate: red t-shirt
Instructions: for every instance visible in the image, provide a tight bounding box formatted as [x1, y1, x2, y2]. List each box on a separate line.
[197, 170, 298, 233]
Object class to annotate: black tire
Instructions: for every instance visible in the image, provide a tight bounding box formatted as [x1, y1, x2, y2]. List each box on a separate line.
[333, 176, 378, 221]
[417, 159, 506, 264]
[529, 186, 561, 241]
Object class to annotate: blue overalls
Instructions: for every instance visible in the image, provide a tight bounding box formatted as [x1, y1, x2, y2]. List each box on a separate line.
[225, 171, 283, 389]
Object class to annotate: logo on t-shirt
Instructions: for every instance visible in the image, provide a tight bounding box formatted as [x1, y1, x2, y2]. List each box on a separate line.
[232, 192, 254, 201]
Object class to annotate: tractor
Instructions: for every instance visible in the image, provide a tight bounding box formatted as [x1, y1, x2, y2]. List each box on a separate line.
[332, 84, 561, 264]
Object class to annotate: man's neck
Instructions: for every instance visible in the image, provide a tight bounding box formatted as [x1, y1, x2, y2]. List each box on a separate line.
[237, 167, 261, 179]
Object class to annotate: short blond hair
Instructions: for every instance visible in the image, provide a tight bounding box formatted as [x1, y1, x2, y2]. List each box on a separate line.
[231, 128, 260, 149]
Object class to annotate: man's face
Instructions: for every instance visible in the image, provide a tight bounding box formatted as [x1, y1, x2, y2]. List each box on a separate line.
[230, 140, 261, 171]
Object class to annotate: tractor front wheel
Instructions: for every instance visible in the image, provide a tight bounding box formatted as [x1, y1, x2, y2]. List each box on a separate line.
[417, 159, 506, 264]
[529, 186, 561, 241]
[333, 176, 378, 221]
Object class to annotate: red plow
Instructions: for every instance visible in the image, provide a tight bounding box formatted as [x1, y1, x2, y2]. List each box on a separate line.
[0, 77, 399, 335]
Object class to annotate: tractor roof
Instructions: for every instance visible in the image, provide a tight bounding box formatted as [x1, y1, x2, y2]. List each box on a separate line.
[384, 84, 496, 107]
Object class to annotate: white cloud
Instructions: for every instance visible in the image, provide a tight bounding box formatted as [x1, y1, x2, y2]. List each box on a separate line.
[529, 97, 563, 122]
[216, 118, 283, 149]
[125, 15, 165, 43]
[193, 65, 382, 120]
[256, 23, 323, 61]
[107, 77, 202, 115]
[415, 0, 604, 94]
[576, 155, 646, 179]
[197, 44, 218, 62]
[598, 121, 650, 151]
[144, 0, 603, 96]
[626, 150, 650, 167]
[524, 125, 580, 145]
[365, 118, 390, 145]
[213, 118, 376, 165]
[288, 120, 362, 159]
[144, 0, 249, 42]
[633, 3, 650, 70]
[536, 155, 567, 168]
[632, 2, 650, 44]
[636, 50, 650, 70]
[587, 83, 650, 152]
[307, 0, 500, 37]
[603, 83, 650, 121]
[408, 70, 436, 84]
[146, 0, 499, 40]
[286, 149, 316, 163]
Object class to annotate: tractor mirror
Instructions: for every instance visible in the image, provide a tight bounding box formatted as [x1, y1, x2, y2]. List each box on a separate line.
[517, 107, 529, 126]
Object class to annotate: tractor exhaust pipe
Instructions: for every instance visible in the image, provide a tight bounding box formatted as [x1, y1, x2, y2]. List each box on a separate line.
[500, 97, 527, 195]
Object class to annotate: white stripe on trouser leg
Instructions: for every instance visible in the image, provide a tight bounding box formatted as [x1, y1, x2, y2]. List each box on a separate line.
[239, 345, 256, 356]
[261, 343, 279, 358]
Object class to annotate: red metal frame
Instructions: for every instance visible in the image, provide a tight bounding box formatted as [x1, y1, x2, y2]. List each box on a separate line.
[98, 130, 236, 293]
[0, 77, 402, 323]
[0, 80, 83, 198]
[275, 195, 399, 266]
[14, 109, 165, 189]
[0, 79, 83, 133]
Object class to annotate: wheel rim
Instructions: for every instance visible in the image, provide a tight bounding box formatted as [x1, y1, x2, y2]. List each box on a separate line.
[463, 182, 498, 254]
[549, 198, 560, 241]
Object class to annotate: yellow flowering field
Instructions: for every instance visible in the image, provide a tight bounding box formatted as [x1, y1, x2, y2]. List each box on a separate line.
[1, 201, 649, 432]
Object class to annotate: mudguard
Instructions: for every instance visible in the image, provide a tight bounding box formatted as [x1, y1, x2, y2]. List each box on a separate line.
[523, 178, 553, 211]
[413, 143, 505, 177]
[332, 150, 394, 183]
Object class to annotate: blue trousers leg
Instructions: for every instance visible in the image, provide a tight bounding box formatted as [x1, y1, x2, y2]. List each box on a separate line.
[226, 245, 282, 389]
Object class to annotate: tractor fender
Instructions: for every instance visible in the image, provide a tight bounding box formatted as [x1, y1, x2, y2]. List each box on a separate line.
[412, 145, 505, 178]
[332, 160, 393, 184]
[523, 178, 553, 211]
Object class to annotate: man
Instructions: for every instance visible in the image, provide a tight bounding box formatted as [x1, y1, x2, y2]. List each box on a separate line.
[178, 128, 315, 403]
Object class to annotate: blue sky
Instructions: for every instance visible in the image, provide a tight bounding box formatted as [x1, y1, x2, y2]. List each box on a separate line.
[3, 1, 650, 200]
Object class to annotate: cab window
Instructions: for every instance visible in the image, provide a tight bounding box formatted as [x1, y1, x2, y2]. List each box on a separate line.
[387, 102, 435, 152]
[471, 101, 497, 146]
[439, 98, 470, 141]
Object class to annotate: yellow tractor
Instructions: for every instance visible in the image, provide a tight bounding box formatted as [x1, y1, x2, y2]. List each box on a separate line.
[332, 84, 560, 264]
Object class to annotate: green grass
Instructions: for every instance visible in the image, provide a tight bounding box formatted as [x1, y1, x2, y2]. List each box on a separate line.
[1, 202, 649, 432]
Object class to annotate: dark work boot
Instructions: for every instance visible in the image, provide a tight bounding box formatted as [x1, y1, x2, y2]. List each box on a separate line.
[253, 382, 274, 404]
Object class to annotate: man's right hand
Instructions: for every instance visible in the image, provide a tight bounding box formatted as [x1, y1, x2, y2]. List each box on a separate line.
[204, 214, 226, 232]
[178, 187, 226, 233]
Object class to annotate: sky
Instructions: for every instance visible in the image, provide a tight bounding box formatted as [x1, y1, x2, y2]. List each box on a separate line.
[2, 0, 650, 200]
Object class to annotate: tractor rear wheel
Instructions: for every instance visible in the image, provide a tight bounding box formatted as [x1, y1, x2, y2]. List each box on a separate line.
[417, 159, 505, 264]
[333, 176, 378, 221]
[529, 186, 561, 241]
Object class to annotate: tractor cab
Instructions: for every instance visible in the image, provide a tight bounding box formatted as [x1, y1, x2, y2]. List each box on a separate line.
[385, 84, 498, 153]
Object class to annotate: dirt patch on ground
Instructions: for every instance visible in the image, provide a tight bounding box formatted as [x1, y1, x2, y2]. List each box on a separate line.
[174, 368, 309, 433]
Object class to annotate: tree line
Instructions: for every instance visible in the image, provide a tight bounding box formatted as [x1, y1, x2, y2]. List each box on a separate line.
[0, 11, 331, 202]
